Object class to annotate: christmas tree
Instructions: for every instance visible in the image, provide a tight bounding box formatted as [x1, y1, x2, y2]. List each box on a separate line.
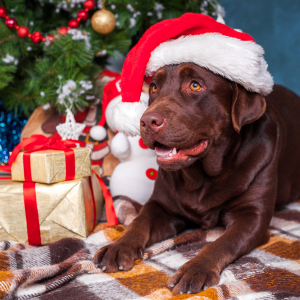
[0, 0, 223, 115]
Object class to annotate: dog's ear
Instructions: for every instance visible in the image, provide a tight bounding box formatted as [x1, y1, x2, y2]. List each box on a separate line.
[231, 83, 266, 133]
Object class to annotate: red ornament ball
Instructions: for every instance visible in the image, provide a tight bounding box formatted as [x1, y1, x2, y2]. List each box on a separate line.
[68, 19, 80, 29]
[5, 18, 17, 29]
[78, 10, 88, 21]
[0, 7, 7, 18]
[48, 34, 54, 42]
[31, 32, 43, 44]
[84, 0, 95, 10]
[58, 26, 68, 35]
[17, 26, 29, 38]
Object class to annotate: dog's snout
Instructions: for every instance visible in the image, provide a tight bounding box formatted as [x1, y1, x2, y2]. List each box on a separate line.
[140, 112, 165, 132]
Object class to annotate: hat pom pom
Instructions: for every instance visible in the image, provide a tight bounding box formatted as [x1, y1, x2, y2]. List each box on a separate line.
[90, 125, 107, 141]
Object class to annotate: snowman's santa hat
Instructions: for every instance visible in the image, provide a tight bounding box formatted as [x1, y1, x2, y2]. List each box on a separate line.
[112, 13, 274, 137]
[89, 74, 121, 141]
[90, 72, 150, 139]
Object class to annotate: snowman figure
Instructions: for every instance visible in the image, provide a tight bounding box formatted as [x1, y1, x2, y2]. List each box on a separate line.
[106, 88, 158, 205]
[78, 72, 121, 176]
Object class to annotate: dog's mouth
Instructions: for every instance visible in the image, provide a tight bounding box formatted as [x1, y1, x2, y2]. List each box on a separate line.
[155, 139, 209, 164]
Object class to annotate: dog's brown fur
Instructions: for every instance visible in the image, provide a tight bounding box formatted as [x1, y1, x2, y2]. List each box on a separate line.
[94, 63, 300, 295]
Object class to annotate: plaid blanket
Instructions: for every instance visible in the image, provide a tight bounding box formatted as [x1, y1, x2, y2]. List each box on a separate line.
[0, 199, 300, 300]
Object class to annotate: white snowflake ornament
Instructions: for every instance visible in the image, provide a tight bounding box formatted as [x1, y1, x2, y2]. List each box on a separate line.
[62, 80, 77, 96]
[56, 109, 86, 140]
[68, 29, 91, 50]
[2, 54, 18, 65]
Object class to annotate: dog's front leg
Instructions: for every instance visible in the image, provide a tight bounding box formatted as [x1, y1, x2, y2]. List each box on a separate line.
[93, 200, 187, 272]
[168, 183, 276, 295]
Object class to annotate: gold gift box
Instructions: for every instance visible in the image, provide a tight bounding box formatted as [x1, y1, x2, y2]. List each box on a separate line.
[11, 147, 91, 184]
[0, 175, 103, 245]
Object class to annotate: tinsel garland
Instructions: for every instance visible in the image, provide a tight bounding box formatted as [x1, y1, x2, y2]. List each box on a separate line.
[0, 100, 27, 165]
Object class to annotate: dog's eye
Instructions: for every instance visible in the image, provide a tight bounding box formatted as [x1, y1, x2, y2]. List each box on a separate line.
[190, 82, 201, 91]
[151, 84, 157, 93]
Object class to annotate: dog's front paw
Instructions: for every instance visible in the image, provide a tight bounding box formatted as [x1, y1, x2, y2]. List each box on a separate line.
[93, 240, 144, 273]
[167, 257, 220, 295]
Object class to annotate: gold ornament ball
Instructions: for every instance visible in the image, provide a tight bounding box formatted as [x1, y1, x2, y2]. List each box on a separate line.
[91, 9, 116, 34]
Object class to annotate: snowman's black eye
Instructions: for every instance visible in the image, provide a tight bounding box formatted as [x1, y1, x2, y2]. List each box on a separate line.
[190, 81, 201, 91]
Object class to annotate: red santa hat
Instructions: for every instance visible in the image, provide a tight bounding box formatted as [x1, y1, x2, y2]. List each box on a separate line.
[112, 13, 274, 136]
[89, 75, 121, 141]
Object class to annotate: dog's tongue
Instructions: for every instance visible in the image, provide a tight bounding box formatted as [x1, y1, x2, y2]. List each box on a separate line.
[155, 144, 172, 156]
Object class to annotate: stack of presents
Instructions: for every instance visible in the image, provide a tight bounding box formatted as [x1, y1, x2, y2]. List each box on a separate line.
[0, 134, 118, 245]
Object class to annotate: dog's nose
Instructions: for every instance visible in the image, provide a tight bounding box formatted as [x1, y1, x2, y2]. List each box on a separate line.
[140, 112, 165, 132]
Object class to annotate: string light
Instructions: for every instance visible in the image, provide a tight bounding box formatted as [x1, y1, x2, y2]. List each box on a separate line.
[0, 0, 95, 44]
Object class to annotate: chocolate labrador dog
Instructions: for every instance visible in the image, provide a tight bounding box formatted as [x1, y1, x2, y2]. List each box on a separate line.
[94, 62, 300, 295]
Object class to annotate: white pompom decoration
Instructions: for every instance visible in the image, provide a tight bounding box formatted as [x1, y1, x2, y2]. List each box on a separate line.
[111, 132, 130, 159]
[89, 125, 107, 141]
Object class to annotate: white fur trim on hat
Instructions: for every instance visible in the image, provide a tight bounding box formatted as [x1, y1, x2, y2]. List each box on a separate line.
[112, 93, 149, 136]
[146, 33, 274, 96]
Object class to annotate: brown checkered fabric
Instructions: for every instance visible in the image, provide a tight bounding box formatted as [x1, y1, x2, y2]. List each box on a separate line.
[0, 199, 300, 299]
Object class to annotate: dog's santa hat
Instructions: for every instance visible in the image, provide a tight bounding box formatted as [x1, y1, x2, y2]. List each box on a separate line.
[113, 13, 273, 137]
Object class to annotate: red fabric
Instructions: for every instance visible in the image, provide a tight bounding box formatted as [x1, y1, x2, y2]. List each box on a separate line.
[23, 152, 32, 181]
[91, 159, 103, 166]
[82, 126, 91, 133]
[23, 182, 41, 245]
[98, 76, 121, 126]
[0, 166, 11, 173]
[0, 177, 41, 245]
[93, 140, 108, 151]
[89, 176, 97, 228]
[61, 108, 88, 123]
[120, 13, 255, 104]
[50, 132, 62, 140]
[93, 69, 121, 127]
[64, 149, 76, 181]
[91, 170, 118, 226]
[100, 70, 121, 78]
